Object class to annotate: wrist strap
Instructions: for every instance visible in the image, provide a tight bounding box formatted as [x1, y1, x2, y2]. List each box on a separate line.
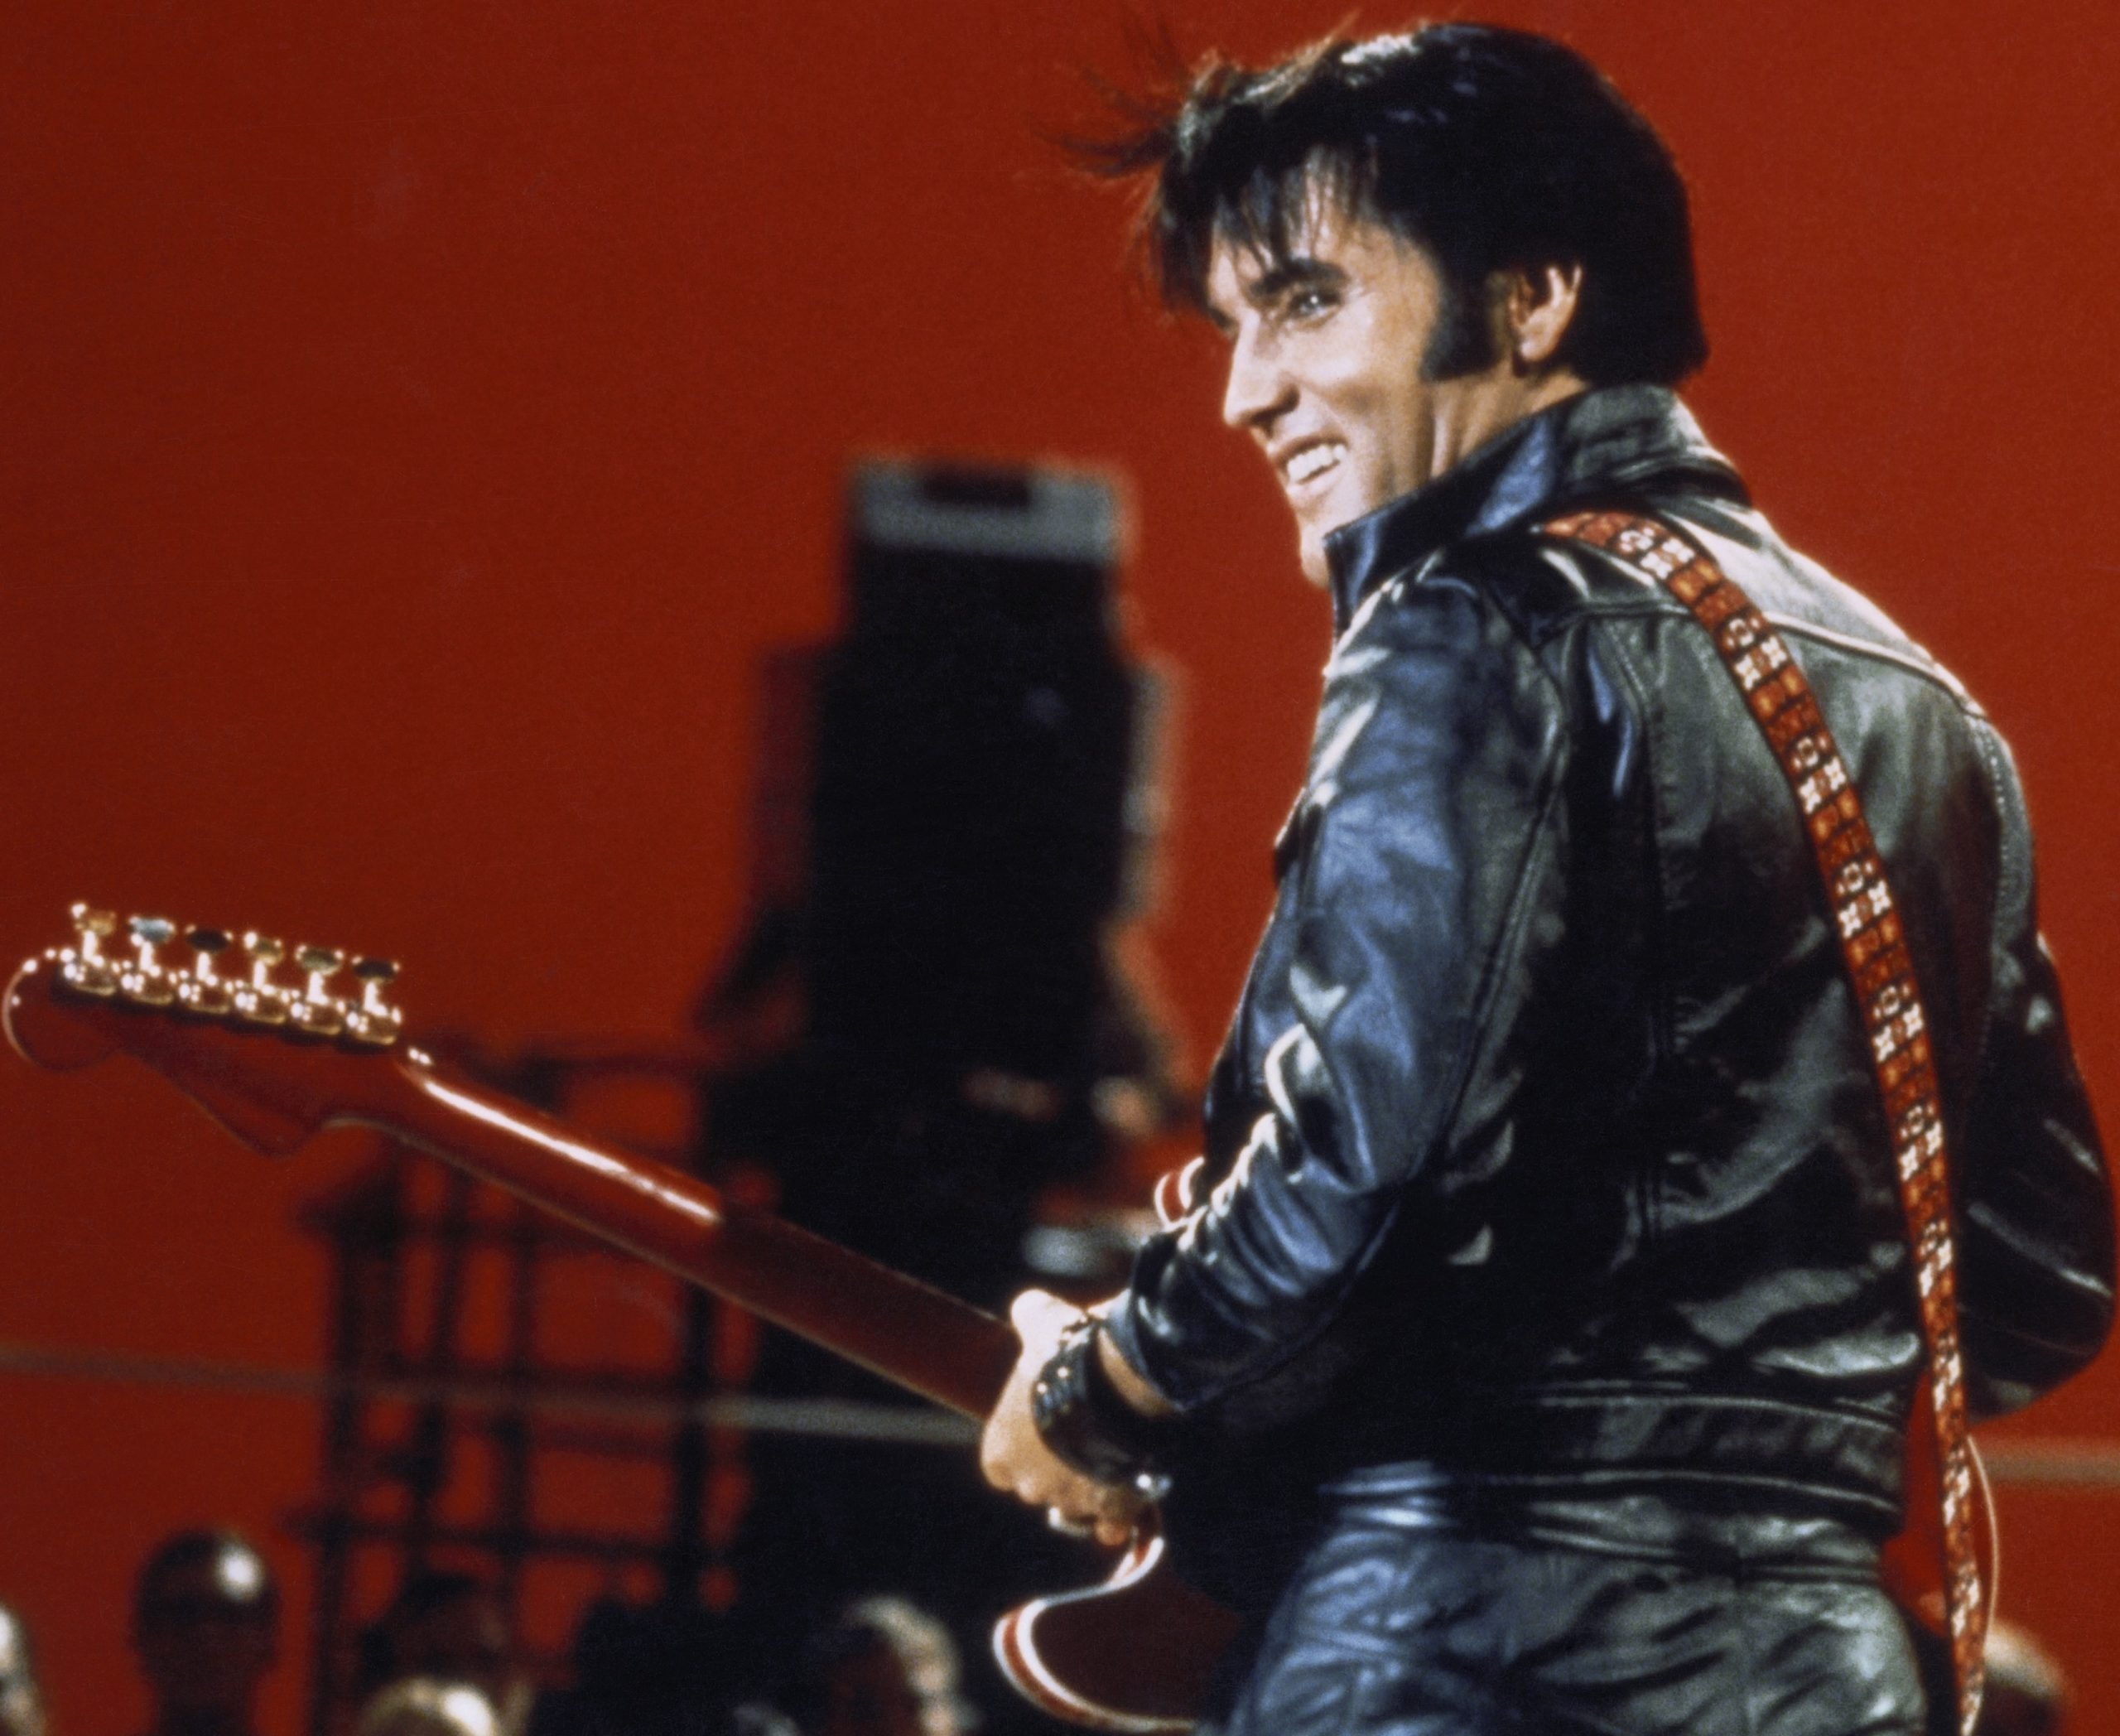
[1031, 1319, 1171, 1492]
[1543, 509, 1985, 1736]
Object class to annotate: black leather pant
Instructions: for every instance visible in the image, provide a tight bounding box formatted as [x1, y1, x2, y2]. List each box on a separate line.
[1202, 1468, 1926, 1736]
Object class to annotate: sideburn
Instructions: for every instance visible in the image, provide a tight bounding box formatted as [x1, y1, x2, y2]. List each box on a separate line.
[1418, 266, 1499, 381]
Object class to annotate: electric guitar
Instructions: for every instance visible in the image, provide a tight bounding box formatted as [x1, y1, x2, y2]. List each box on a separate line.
[2, 909, 1990, 1731]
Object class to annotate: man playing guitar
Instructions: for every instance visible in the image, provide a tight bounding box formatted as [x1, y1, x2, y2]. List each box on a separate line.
[7, 22, 2110, 1736]
[979, 25, 2113, 1736]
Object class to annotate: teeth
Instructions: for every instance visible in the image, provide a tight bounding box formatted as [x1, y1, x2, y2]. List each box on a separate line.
[1284, 443, 1344, 485]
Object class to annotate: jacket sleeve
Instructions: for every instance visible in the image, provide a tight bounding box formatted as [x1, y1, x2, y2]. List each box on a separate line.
[1955, 716, 2114, 1416]
[1104, 571, 1571, 1415]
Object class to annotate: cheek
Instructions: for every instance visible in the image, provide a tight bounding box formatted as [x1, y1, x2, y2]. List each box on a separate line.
[1337, 420, 1419, 509]
[1326, 366, 1417, 462]
[1368, 387, 1438, 490]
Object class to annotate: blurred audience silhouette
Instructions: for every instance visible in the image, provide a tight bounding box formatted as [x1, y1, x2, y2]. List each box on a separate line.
[356, 1677, 502, 1736]
[1978, 1619, 2070, 1736]
[0, 1604, 46, 1736]
[128, 1531, 279, 1736]
[355, 1572, 529, 1736]
[787, 1598, 971, 1736]
[21, 1513, 2078, 1735]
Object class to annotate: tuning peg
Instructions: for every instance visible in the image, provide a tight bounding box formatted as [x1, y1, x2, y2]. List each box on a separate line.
[60, 903, 120, 997]
[289, 944, 347, 1037]
[343, 957, 403, 1048]
[174, 927, 234, 1017]
[117, 915, 180, 1007]
[232, 933, 291, 1027]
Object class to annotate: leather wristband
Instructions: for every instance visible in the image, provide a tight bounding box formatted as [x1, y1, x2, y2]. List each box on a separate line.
[1029, 1318, 1170, 1490]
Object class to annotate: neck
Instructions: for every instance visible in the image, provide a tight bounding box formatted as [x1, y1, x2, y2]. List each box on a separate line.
[1425, 368, 1588, 488]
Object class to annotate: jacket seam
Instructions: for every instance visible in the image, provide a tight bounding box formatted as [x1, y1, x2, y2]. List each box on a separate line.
[1186, 591, 1575, 1411]
[1762, 614, 1975, 707]
[1449, 533, 1675, 1241]
[1960, 716, 2021, 1116]
[1573, 615, 1673, 1251]
[1522, 548, 1987, 731]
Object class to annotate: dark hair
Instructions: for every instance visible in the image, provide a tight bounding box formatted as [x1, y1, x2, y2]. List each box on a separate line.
[787, 1596, 966, 1730]
[383, 1569, 489, 1628]
[132, 1530, 280, 1629]
[1089, 23, 1707, 386]
[353, 1570, 498, 1698]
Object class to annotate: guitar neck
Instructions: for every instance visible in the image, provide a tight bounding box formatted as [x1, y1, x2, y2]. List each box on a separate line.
[1, 940, 1019, 1420]
[360, 1051, 1019, 1419]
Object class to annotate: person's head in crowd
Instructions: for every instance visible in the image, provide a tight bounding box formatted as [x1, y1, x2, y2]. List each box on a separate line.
[130, 1530, 280, 1735]
[535, 1598, 784, 1736]
[0, 1603, 46, 1736]
[355, 1677, 499, 1736]
[358, 1570, 521, 1723]
[790, 1598, 971, 1736]
[1977, 1619, 2069, 1736]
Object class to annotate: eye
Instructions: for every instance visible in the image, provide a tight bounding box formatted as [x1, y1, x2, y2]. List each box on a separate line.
[1282, 285, 1337, 324]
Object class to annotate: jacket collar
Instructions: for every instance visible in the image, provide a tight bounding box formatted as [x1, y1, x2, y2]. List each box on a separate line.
[1323, 385, 1748, 634]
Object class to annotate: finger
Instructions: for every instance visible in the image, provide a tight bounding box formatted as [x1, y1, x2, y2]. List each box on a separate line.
[1009, 1288, 1083, 1348]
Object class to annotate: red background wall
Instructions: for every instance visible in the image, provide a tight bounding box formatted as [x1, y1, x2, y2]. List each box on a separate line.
[2, 2, 2117, 1729]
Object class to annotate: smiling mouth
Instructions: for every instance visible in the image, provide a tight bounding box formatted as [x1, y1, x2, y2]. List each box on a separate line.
[1282, 441, 1347, 491]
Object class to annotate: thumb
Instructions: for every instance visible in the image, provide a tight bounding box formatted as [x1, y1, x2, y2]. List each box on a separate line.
[1009, 1288, 1083, 1354]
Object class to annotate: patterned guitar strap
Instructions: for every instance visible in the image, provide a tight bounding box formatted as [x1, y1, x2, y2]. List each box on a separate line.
[1543, 509, 1986, 1736]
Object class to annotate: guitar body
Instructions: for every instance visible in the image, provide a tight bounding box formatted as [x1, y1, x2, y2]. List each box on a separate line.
[994, 1521, 1241, 1733]
[2, 921, 1994, 1730]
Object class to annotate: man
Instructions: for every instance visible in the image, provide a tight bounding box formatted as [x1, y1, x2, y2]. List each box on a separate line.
[0, 1604, 46, 1736]
[355, 1680, 501, 1736]
[130, 1531, 280, 1736]
[980, 23, 2113, 1736]
[788, 1597, 971, 1736]
[356, 1570, 531, 1735]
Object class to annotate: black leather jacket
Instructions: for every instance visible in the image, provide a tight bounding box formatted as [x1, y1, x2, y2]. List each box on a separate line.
[1107, 388, 2112, 1551]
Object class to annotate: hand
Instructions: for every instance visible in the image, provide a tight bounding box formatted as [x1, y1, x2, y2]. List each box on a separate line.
[979, 1290, 1145, 1549]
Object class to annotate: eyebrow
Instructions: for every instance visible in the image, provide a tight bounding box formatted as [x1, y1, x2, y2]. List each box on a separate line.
[1250, 256, 1346, 303]
[1204, 254, 1348, 334]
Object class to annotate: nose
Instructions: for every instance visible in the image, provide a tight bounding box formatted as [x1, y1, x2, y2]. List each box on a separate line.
[1221, 323, 1292, 435]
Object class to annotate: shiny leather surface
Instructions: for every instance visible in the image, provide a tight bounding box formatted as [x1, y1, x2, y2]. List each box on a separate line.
[1102, 388, 2113, 1722]
[1207, 1482, 1925, 1734]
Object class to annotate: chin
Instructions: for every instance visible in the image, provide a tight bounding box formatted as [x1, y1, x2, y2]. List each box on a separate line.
[1296, 536, 1331, 588]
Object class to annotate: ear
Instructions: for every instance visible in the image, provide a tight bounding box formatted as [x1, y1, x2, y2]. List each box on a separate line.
[1501, 263, 1583, 372]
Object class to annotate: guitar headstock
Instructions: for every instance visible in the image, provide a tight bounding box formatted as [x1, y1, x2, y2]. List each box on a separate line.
[5, 903, 418, 1156]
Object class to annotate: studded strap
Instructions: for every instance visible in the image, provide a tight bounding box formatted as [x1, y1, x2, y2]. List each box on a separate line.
[1543, 509, 1985, 1736]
